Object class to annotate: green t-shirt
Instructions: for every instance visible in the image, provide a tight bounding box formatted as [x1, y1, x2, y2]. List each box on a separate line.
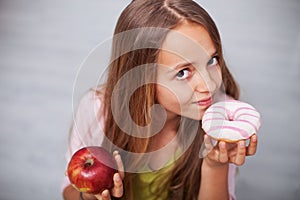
[132, 149, 181, 200]
[132, 164, 171, 199]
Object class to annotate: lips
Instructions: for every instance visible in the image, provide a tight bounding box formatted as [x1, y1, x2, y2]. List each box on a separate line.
[195, 97, 212, 107]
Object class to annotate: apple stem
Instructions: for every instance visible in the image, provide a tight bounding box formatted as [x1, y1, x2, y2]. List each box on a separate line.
[84, 158, 94, 168]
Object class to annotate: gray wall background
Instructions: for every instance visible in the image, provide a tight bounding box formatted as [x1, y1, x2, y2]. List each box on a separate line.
[0, 0, 299, 199]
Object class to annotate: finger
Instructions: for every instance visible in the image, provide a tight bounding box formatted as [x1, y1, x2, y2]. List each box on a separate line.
[111, 173, 123, 198]
[95, 194, 102, 200]
[204, 135, 214, 151]
[202, 135, 214, 157]
[218, 141, 228, 163]
[247, 134, 258, 156]
[234, 140, 246, 166]
[100, 190, 111, 200]
[113, 151, 124, 179]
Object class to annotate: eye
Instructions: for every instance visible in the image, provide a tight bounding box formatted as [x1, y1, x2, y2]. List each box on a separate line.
[176, 68, 190, 80]
[207, 56, 219, 67]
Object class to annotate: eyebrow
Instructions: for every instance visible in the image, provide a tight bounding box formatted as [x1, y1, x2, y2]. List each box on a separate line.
[209, 50, 218, 58]
[164, 60, 195, 74]
[169, 50, 218, 72]
[173, 61, 195, 71]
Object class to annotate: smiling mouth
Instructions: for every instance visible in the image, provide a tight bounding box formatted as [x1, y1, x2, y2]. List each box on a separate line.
[195, 97, 213, 106]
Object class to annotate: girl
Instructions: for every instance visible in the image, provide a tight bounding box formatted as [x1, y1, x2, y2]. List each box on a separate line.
[62, 0, 258, 199]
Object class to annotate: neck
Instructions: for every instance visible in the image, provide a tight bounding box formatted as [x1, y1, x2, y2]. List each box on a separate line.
[150, 114, 180, 151]
[147, 114, 180, 171]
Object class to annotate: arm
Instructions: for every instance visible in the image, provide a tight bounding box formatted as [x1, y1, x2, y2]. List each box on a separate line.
[199, 159, 229, 200]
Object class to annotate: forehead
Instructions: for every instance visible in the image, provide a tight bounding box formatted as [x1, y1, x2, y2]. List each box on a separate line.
[158, 21, 216, 65]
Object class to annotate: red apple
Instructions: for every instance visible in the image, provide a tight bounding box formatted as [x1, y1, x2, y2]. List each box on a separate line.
[67, 146, 117, 194]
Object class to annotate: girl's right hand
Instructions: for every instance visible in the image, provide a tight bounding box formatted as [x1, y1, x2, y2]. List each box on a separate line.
[82, 151, 125, 200]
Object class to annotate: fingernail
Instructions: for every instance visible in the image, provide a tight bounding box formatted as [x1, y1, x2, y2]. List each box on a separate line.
[220, 142, 226, 149]
[115, 173, 121, 182]
[102, 190, 109, 197]
[113, 150, 119, 156]
[252, 135, 257, 142]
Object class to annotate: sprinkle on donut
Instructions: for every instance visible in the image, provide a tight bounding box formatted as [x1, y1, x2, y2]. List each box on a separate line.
[202, 100, 261, 142]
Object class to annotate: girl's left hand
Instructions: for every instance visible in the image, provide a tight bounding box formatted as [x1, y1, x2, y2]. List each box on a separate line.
[202, 134, 258, 167]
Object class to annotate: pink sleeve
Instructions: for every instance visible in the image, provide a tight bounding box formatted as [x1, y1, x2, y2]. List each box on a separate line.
[228, 163, 237, 200]
[61, 89, 105, 192]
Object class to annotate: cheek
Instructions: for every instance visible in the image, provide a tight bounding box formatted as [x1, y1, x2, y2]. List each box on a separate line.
[156, 84, 193, 116]
[210, 66, 223, 89]
[156, 83, 194, 106]
[156, 85, 179, 107]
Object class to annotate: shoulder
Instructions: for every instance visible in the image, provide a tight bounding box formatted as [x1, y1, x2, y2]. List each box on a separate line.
[74, 85, 106, 131]
[67, 85, 107, 154]
[77, 85, 105, 110]
[74, 85, 106, 119]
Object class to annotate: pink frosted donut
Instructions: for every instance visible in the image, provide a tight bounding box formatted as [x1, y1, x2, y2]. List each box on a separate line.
[202, 100, 261, 142]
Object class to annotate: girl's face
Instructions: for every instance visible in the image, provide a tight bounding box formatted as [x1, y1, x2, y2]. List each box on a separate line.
[156, 21, 222, 121]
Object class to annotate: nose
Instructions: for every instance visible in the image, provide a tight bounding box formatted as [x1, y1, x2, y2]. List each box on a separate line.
[193, 70, 218, 94]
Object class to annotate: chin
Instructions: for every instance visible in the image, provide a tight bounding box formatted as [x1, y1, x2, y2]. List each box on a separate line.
[181, 112, 204, 121]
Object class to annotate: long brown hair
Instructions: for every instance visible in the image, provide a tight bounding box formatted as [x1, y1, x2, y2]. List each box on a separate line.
[100, 0, 239, 199]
